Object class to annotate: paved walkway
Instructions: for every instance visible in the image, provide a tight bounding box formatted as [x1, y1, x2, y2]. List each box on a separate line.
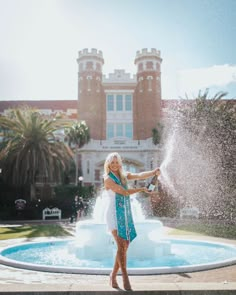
[0, 220, 236, 293]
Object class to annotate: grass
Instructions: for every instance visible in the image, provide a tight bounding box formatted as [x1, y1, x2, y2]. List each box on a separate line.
[0, 224, 72, 240]
[0, 220, 235, 241]
[168, 221, 236, 239]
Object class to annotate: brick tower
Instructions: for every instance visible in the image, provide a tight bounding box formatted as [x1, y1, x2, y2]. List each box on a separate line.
[133, 48, 162, 140]
[77, 48, 106, 139]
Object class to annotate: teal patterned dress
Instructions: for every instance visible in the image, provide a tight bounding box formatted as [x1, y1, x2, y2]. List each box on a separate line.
[108, 172, 137, 242]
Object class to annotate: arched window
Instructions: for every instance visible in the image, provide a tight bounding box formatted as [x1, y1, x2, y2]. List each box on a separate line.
[156, 76, 160, 92]
[96, 63, 101, 71]
[146, 61, 153, 70]
[87, 76, 92, 91]
[96, 76, 100, 92]
[147, 76, 153, 91]
[79, 77, 83, 93]
[138, 63, 143, 72]
[86, 61, 93, 70]
[139, 76, 143, 92]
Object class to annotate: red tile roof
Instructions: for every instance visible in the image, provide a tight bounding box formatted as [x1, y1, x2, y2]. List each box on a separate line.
[0, 100, 78, 113]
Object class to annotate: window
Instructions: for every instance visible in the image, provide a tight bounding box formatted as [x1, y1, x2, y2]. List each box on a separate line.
[139, 77, 143, 92]
[125, 123, 133, 138]
[87, 76, 92, 91]
[116, 124, 123, 137]
[147, 76, 153, 91]
[107, 94, 132, 111]
[146, 61, 153, 70]
[123, 164, 136, 173]
[125, 95, 132, 111]
[107, 95, 114, 111]
[107, 123, 114, 139]
[138, 63, 143, 72]
[96, 63, 101, 71]
[116, 95, 123, 111]
[156, 76, 160, 92]
[96, 76, 100, 92]
[106, 123, 133, 139]
[87, 160, 90, 174]
[86, 61, 93, 70]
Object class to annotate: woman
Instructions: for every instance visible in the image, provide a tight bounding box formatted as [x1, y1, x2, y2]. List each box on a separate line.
[103, 152, 160, 290]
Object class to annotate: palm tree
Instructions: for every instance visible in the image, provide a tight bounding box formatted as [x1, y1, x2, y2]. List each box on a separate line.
[64, 120, 90, 185]
[152, 123, 163, 145]
[0, 107, 74, 200]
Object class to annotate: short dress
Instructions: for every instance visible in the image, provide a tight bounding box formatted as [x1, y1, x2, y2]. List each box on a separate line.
[104, 172, 137, 242]
[105, 188, 117, 232]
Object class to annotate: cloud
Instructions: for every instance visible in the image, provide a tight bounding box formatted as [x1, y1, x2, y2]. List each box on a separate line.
[177, 64, 236, 96]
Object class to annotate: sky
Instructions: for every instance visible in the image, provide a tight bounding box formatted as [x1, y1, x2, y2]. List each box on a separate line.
[0, 0, 236, 100]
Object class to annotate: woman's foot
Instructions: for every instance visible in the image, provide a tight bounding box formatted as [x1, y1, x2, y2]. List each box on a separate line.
[123, 283, 132, 291]
[123, 277, 132, 291]
[109, 273, 119, 289]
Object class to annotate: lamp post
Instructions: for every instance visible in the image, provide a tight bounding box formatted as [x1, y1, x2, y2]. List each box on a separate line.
[78, 176, 83, 187]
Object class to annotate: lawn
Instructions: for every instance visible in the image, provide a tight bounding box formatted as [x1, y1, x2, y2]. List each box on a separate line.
[0, 224, 72, 240]
[168, 221, 236, 239]
[0, 220, 235, 241]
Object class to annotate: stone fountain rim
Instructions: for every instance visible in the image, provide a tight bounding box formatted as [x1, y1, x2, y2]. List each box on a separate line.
[1, 237, 236, 275]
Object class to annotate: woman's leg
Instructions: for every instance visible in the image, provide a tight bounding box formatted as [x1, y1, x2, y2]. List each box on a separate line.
[121, 241, 131, 290]
[109, 230, 120, 288]
[111, 230, 131, 290]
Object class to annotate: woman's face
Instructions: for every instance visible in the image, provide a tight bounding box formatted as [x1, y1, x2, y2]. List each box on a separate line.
[109, 156, 121, 173]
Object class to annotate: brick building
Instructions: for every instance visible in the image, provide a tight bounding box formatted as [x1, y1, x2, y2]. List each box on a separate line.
[0, 48, 164, 188]
[77, 48, 162, 187]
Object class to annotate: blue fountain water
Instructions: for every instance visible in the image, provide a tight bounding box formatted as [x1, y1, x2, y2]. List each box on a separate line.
[1, 233, 236, 274]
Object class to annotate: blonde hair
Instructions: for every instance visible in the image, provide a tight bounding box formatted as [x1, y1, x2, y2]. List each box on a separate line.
[103, 152, 127, 185]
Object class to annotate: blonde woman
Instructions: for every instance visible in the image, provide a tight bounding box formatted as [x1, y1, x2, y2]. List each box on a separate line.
[103, 152, 160, 291]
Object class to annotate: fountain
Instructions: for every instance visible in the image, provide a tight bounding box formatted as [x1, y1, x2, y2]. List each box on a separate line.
[68, 193, 169, 262]
[0, 192, 236, 274]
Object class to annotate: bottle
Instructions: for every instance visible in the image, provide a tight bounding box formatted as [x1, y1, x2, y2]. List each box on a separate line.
[147, 174, 158, 192]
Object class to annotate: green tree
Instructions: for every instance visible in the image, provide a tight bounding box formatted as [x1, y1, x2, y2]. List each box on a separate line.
[152, 123, 163, 145]
[0, 107, 74, 200]
[64, 120, 90, 185]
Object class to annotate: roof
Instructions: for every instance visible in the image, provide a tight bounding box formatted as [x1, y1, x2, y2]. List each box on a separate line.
[0, 100, 78, 113]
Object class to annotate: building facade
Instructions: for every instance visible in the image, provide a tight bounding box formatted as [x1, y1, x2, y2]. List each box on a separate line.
[76, 48, 163, 187]
[0, 48, 164, 188]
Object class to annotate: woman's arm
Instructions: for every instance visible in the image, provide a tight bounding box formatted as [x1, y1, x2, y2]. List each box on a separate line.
[104, 177, 149, 196]
[127, 168, 160, 181]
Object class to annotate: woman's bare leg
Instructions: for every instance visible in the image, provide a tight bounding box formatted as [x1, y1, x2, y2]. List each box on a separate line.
[109, 230, 120, 288]
[111, 230, 131, 290]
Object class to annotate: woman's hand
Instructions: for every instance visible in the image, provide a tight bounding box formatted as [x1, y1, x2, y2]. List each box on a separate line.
[140, 187, 159, 195]
[141, 187, 151, 194]
[153, 168, 161, 177]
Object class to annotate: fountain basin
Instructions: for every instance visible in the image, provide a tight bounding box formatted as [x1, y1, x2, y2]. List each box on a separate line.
[1, 237, 236, 275]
